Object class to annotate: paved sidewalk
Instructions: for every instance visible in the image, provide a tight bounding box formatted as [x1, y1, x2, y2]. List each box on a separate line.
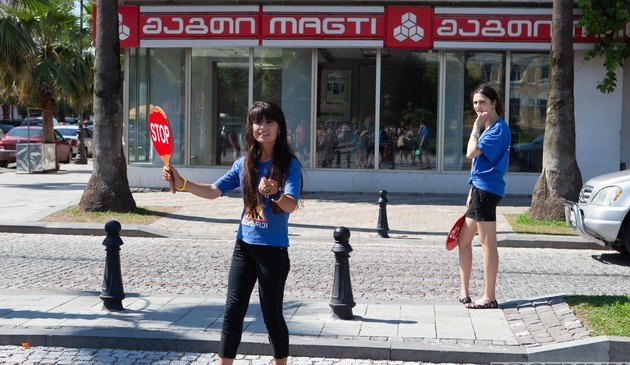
[1, 163, 627, 362]
[2, 291, 625, 363]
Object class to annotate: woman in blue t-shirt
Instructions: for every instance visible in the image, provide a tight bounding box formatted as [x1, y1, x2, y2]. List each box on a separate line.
[456, 84, 510, 310]
[163, 101, 303, 364]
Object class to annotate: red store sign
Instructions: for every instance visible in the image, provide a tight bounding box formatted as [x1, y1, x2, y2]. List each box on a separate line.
[140, 14, 258, 39]
[111, 5, 621, 49]
[261, 13, 384, 39]
[433, 15, 600, 43]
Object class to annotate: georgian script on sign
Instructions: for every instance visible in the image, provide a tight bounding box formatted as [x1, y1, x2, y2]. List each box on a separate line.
[434, 16, 603, 42]
[140, 14, 258, 38]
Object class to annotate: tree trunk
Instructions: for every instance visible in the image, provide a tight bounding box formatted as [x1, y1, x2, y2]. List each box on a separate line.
[2, 104, 10, 120]
[79, 0, 136, 212]
[40, 83, 58, 169]
[529, 0, 582, 220]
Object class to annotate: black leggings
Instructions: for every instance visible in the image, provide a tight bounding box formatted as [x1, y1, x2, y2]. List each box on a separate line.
[219, 239, 291, 359]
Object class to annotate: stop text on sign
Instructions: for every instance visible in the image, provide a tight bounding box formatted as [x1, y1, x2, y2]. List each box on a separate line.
[150, 123, 170, 145]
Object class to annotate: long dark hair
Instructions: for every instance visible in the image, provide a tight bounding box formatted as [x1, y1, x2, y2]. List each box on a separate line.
[471, 83, 504, 116]
[241, 101, 303, 214]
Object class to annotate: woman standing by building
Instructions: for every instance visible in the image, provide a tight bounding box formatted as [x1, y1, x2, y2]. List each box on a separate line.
[456, 84, 510, 309]
[163, 101, 303, 364]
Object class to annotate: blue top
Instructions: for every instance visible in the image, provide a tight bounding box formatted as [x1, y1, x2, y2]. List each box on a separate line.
[214, 156, 302, 247]
[467, 118, 511, 197]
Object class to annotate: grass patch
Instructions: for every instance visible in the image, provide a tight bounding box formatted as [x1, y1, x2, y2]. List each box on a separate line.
[41, 205, 181, 225]
[505, 211, 576, 236]
[566, 295, 630, 336]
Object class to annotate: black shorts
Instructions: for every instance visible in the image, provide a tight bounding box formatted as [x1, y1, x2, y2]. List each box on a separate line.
[465, 186, 502, 222]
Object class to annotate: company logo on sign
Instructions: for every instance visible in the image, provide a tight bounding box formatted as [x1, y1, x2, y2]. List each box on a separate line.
[385, 6, 432, 49]
[262, 14, 383, 39]
[393, 12, 424, 42]
[119, 13, 131, 41]
[117, 6, 139, 47]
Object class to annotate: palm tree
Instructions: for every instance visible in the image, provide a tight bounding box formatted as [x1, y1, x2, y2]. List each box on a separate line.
[0, 0, 92, 157]
[529, 0, 582, 219]
[79, 0, 136, 212]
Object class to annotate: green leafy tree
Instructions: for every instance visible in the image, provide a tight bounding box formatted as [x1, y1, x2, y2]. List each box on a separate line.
[79, 0, 136, 212]
[577, 0, 630, 93]
[530, 0, 583, 220]
[0, 0, 92, 153]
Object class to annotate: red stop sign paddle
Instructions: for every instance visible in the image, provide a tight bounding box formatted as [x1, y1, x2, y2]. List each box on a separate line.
[148, 105, 175, 193]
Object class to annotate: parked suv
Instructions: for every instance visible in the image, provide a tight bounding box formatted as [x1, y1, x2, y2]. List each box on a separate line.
[564, 169, 630, 254]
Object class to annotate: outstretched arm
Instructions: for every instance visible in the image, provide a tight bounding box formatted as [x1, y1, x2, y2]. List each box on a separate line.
[163, 164, 222, 200]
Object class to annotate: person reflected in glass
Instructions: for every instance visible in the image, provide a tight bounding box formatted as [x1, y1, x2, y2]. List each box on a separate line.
[457, 84, 511, 309]
[418, 119, 431, 169]
[163, 101, 303, 364]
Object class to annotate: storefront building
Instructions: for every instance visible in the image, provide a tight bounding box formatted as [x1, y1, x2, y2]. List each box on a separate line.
[121, 1, 630, 195]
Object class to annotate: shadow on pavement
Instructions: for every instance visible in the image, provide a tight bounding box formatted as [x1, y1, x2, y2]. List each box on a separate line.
[591, 253, 630, 267]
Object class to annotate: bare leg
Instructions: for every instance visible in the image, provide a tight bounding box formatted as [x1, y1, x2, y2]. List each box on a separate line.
[274, 358, 288, 365]
[476, 220, 498, 303]
[218, 359, 232, 365]
[457, 217, 477, 299]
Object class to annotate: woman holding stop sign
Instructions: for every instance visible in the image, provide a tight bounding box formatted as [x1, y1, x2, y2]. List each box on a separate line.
[163, 101, 303, 364]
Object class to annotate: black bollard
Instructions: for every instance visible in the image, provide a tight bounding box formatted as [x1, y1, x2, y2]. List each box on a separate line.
[377, 190, 390, 238]
[72, 125, 87, 164]
[100, 220, 125, 311]
[329, 227, 355, 320]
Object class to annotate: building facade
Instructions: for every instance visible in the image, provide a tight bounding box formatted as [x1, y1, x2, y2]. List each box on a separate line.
[120, 1, 630, 195]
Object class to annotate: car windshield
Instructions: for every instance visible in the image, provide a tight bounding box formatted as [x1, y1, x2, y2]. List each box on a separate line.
[55, 128, 77, 137]
[8, 128, 43, 138]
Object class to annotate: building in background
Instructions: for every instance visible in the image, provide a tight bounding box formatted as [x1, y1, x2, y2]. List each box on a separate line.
[118, 1, 630, 194]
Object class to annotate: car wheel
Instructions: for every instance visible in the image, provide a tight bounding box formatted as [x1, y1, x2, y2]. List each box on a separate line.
[0, 161, 7, 168]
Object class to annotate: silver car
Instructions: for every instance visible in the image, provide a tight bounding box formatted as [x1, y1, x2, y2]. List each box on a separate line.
[564, 170, 630, 254]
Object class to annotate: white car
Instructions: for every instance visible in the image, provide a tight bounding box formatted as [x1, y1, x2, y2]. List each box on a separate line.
[564, 169, 630, 254]
[54, 125, 93, 157]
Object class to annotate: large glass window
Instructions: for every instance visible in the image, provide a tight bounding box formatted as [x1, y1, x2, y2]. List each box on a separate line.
[254, 48, 312, 167]
[149, 48, 186, 165]
[444, 52, 505, 171]
[128, 48, 150, 163]
[316, 49, 376, 169]
[509, 53, 549, 173]
[191, 48, 249, 166]
[444, 51, 466, 171]
[380, 50, 438, 170]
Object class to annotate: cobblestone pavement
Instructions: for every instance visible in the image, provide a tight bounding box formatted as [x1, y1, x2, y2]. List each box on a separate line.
[2, 233, 629, 302]
[2, 233, 629, 349]
[0, 346, 468, 365]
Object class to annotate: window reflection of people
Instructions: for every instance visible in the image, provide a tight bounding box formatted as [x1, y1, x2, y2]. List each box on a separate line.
[163, 101, 303, 364]
[418, 120, 431, 169]
[456, 84, 511, 310]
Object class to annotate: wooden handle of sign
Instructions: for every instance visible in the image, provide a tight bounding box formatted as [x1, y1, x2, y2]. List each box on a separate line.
[161, 156, 175, 194]
[168, 170, 175, 194]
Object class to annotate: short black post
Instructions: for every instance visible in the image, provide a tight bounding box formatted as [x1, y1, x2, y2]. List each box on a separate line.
[329, 227, 355, 320]
[100, 220, 125, 311]
[72, 125, 87, 164]
[377, 190, 390, 238]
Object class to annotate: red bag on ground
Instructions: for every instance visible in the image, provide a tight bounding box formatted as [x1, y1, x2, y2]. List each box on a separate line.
[446, 214, 466, 251]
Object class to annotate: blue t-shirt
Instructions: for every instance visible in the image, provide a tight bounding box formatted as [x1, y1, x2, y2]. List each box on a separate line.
[467, 118, 511, 197]
[214, 156, 302, 247]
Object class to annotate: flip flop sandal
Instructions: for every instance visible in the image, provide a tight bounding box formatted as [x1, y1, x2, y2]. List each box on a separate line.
[465, 300, 499, 309]
[459, 296, 471, 304]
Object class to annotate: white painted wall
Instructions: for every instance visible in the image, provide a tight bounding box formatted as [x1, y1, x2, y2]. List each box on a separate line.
[574, 50, 624, 182]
